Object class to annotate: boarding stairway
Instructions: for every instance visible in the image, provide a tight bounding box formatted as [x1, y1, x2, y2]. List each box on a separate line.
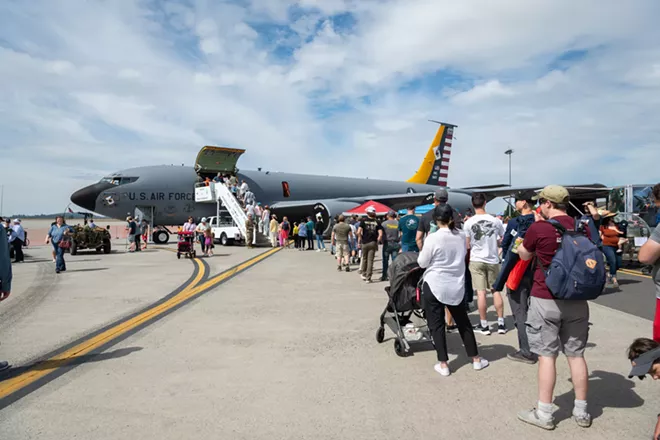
[195, 182, 270, 246]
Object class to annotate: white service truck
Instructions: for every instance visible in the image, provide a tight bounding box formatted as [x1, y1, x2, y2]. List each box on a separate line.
[207, 215, 244, 246]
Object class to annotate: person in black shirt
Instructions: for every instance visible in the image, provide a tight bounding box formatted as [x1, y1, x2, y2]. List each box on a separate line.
[358, 207, 383, 284]
[416, 189, 462, 250]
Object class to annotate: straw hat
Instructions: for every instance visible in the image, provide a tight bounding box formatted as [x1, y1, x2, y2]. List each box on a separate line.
[598, 209, 617, 219]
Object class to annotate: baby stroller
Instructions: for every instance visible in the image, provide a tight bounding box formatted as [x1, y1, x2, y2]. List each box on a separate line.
[176, 231, 196, 259]
[376, 252, 429, 357]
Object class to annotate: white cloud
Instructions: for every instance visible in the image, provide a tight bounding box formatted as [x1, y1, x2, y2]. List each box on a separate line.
[452, 80, 516, 105]
[0, 0, 659, 215]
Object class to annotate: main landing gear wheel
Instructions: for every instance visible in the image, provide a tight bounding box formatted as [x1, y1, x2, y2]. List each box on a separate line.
[153, 230, 170, 245]
[394, 338, 407, 357]
[376, 327, 385, 344]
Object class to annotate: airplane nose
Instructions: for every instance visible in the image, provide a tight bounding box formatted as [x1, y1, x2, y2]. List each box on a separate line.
[71, 185, 99, 211]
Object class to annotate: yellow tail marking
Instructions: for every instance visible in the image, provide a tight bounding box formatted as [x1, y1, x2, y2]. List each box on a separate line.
[407, 125, 445, 184]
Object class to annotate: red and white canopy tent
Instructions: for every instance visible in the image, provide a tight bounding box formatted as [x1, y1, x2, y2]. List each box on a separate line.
[343, 200, 393, 216]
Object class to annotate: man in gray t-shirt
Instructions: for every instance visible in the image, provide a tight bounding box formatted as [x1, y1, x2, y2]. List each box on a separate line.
[639, 184, 660, 342]
[381, 211, 400, 282]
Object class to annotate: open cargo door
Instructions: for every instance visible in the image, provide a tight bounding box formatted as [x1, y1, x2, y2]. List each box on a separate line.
[194, 146, 245, 176]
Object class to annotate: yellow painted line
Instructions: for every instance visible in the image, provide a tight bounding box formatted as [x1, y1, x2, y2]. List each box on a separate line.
[0, 247, 282, 401]
[619, 268, 653, 279]
[0, 257, 206, 399]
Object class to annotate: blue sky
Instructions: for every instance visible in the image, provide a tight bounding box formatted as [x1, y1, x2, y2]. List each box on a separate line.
[1, 0, 659, 214]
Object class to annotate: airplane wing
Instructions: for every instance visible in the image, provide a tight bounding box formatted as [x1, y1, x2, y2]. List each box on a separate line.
[463, 184, 612, 201]
[269, 192, 437, 222]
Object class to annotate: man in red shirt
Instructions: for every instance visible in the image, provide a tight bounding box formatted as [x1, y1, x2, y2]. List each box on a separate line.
[516, 185, 592, 430]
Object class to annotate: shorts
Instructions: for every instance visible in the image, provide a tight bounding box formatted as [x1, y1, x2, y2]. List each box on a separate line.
[336, 242, 349, 259]
[526, 296, 590, 357]
[468, 261, 500, 291]
[128, 234, 136, 243]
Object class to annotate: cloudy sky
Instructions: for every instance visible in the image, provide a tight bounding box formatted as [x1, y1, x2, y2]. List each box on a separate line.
[1, 0, 659, 215]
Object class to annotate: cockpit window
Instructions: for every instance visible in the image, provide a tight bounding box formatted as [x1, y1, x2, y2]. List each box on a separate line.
[101, 177, 139, 186]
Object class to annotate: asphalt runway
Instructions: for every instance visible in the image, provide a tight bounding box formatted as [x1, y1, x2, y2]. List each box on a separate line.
[0, 242, 659, 439]
[593, 269, 655, 321]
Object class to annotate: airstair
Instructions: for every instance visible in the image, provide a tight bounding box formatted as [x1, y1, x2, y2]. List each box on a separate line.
[194, 182, 270, 246]
[192, 145, 270, 246]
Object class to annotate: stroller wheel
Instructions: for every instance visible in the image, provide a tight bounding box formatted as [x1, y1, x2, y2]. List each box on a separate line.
[177, 252, 181, 259]
[375, 327, 385, 344]
[394, 338, 407, 357]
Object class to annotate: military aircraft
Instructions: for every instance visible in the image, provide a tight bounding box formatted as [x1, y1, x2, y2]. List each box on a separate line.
[70, 121, 610, 244]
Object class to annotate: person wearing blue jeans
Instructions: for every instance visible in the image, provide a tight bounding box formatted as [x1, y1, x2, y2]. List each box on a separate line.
[600, 215, 624, 287]
[602, 245, 622, 286]
[380, 211, 400, 281]
[315, 218, 326, 251]
[46, 216, 72, 274]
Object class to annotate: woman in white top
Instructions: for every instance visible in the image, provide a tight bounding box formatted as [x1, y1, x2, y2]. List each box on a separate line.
[418, 204, 489, 376]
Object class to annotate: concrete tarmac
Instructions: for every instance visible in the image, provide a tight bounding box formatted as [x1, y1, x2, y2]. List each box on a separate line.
[0, 245, 659, 439]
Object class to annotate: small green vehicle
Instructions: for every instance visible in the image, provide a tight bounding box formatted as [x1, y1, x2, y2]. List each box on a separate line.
[70, 225, 112, 255]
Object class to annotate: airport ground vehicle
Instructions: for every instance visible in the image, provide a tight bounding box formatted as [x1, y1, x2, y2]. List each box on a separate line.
[207, 214, 244, 246]
[69, 225, 111, 255]
[176, 231, 196, 259]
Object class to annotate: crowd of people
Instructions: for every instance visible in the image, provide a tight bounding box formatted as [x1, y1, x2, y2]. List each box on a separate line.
[1, 182, 660, 435]
[311, 184, 660, 433]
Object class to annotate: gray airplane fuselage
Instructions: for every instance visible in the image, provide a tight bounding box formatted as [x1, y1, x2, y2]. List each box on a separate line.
[71, 165, 473, 229]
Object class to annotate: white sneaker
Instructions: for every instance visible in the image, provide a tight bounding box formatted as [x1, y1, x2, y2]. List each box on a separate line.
[361, 275, 367, 281]
[473, 358, 489, 371]
[316, 249, 321, 252]
[434, 363, 451, 377]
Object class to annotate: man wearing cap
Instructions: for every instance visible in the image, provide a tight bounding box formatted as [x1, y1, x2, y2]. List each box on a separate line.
[380, 211, 400, 281]
[516, 185, 592, 430]
[399, 206, 419, 253]
[9, 219, 25, 263]
[639, 183, 660, 343]
[0, 219, 11, 372]
[627, 337, 660, 438]
[415, 188, 461, 251]
[496, 191, 537, 364]
[357, 206, 383, 284]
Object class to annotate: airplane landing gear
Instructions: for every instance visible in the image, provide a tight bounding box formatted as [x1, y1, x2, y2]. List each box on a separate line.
[152, 227, 171, 245]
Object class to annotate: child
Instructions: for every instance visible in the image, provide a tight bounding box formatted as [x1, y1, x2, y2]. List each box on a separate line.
[204, 228, 214, 257]
[293, 223, 300, 249]
[627, 338, 660, 439]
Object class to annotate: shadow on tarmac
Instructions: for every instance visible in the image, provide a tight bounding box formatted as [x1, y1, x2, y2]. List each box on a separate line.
[448, 343, 515, 372]
[616, 278, 643, 286]
[553, 370, 645, 423]
[0, 347, 143, 381]
[20, 259, 52, 264]
[65, 268, 109, 273]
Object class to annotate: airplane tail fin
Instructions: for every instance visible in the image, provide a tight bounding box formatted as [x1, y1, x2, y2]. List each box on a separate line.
[407, 121, 457, 187]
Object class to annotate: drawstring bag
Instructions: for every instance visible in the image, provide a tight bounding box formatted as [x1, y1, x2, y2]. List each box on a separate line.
[506, 258, 531, 291]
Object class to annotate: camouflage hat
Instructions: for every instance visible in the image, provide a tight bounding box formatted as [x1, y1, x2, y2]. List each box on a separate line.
[532, 185, 569, 204]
